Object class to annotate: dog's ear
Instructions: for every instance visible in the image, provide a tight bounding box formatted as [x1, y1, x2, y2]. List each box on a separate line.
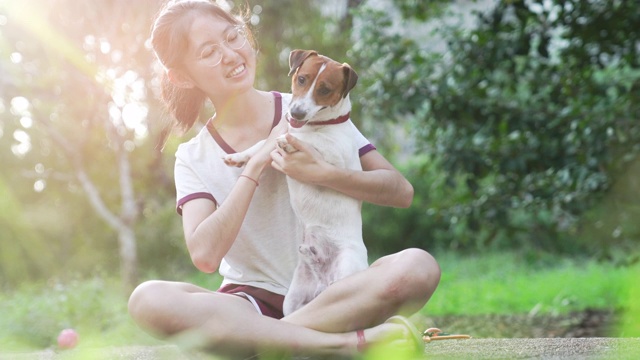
[341, 63, 358, 98]
[288, 50, 318, 76]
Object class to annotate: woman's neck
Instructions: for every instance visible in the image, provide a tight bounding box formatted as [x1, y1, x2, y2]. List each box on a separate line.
[209, 88, 269, 129]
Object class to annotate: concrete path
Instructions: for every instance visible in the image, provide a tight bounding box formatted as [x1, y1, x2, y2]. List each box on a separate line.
[425, 338, 640, 359]
[2, 338, 639, 359]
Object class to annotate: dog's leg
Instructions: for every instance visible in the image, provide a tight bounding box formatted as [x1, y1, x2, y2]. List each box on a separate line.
[222, 139, 266, 167]
[284, 228, 339, 315]
[276, 134, 299, 154]
[283, 261, 317, 316]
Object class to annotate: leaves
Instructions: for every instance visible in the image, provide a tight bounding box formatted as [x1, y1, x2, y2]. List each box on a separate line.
[356, 1, 640, 253]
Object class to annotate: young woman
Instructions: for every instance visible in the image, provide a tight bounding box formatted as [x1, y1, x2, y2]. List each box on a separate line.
[128, 0, 441, 357]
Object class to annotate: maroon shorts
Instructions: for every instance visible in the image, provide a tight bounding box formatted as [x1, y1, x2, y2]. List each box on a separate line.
[218, 283, 285, 319]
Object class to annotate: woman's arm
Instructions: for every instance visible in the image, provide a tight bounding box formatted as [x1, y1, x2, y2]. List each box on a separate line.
[270, 133, 414, 208]
[181, 168, 260, 273]
[181, 122, 288, 273]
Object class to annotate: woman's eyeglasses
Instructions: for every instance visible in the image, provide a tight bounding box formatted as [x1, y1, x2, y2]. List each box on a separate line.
[196, 25, 248, 67]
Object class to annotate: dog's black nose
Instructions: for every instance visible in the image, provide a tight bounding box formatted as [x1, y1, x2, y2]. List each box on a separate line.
[290, 108, 307, 121]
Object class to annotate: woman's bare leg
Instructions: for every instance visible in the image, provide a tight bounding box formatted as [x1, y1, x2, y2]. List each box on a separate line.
[128, 280, 360, 357]
[127, 248, 440, 356]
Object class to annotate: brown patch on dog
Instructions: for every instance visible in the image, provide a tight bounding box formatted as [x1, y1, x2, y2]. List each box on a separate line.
[290, 54, 357, 108]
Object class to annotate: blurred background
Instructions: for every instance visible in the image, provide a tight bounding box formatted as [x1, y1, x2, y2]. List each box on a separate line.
[0, 0, 638, 352]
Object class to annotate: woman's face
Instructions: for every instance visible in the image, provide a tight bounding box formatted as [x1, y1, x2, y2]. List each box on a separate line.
[179, 13, 256, 99]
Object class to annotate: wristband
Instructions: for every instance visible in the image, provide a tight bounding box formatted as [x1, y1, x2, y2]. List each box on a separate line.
[239, 175, 259, 187]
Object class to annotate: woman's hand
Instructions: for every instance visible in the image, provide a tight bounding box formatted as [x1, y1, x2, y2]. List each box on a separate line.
[246, 119, 290, 173]
[270, 133, 331, 184]
[271, 133, 414, 207]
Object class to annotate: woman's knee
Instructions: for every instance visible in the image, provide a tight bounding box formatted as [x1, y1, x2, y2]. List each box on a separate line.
[402, 248, 441, 283]
[378, 248, 441, 305]
[128, 280, 170, 328]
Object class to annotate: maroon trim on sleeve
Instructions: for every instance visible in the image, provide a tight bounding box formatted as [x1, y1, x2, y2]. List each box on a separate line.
[359, 143, 377, 157]
[177, 192, 217, 215]
[271, 91, 282, 129]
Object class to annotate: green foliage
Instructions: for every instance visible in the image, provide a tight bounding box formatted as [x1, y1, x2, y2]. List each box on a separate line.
[135, 198, 194, 278]
[2, 0, 640, 291]
[355, 1, 640, 253]
[0, 277, 159, 351]
[237, 0, 353, 92]
[394, 0, 450, 21]
[0, 176, 57, 284]
[363, 154, 473, 254]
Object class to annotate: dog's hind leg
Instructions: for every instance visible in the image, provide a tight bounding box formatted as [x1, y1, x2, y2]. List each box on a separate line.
[283, 262, 317, 316]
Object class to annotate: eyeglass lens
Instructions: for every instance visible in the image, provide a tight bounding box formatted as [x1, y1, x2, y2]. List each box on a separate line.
[198, 26, 247, 67]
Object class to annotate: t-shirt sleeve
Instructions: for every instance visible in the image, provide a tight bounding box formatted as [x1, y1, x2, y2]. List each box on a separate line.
[348, 121, 376, 156]
[174, 152, 216, 215]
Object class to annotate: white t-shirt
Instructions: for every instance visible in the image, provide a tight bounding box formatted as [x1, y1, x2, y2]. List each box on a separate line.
[174, 92, 375, 295]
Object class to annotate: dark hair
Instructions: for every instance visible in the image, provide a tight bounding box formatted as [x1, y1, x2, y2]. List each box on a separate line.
[151, 0, 254, 133]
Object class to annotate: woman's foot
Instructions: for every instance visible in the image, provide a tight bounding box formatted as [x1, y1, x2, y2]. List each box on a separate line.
[357, 316, 423, 354]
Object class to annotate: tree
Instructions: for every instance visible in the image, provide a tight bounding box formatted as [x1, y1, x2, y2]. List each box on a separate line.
[0, 0, 170, 289]
[0, 0, 371, 287]
[352, 0, 640, 253]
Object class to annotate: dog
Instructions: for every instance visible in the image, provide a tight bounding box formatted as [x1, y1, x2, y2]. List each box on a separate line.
[223, 50, 368, 315]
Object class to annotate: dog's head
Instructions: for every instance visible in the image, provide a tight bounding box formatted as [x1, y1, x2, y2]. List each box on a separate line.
[287, 49, 358, 124]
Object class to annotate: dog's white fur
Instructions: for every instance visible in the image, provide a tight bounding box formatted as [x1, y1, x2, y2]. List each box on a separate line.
[223, 50, 368, 315]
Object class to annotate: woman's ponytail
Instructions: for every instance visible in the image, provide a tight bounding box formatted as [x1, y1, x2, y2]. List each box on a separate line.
[160, 72, 206, 133]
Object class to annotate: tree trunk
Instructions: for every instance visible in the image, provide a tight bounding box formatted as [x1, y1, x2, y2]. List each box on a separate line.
[38, 116, 140, 291]
[118, 226, 138, 292]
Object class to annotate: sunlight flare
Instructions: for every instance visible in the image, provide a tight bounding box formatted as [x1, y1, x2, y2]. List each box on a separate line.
[2, 1, 99, 81]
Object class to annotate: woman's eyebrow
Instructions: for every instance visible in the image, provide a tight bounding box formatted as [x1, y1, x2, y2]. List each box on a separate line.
[193, 24, 236, 55]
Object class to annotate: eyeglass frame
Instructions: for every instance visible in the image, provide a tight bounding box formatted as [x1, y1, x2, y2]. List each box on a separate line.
[192, 25, 248, 67]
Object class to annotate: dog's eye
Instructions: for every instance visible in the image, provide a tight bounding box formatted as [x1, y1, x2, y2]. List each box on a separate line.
[317, 87, 331, 96]
[297, 76, 306, 85]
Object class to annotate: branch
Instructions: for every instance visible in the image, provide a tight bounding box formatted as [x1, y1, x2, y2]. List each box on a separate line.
[34, 113, 126, 231]
[103, 118, 138, 224]
[76, 167, 124, 230]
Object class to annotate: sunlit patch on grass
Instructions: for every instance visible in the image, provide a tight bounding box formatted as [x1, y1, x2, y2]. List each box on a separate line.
[362, 340, 424, 360]
[616, 264, 640, 337]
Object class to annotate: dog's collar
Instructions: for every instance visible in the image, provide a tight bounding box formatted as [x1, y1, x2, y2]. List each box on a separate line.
[288, 112, 350, 129]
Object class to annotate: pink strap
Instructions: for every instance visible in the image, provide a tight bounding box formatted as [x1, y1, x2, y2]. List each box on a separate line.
[356, 329, 366, 352]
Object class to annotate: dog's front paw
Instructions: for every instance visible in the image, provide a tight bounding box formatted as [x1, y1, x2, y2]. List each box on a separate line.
[276, 135, 298, 154]
[222, 153, 250, 167]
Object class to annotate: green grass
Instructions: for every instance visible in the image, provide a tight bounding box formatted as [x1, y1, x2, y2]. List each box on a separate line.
[0, 277, 161, 353]
[0, 252, 636, 353]
[424, 251, 634, 316]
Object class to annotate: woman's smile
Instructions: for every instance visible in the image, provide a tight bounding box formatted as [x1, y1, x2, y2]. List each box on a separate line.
[227, 63, 246, 78]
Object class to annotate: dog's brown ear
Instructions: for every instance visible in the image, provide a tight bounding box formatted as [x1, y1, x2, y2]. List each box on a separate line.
[288, 50, 318, 76]
[341, 63, 358, 98]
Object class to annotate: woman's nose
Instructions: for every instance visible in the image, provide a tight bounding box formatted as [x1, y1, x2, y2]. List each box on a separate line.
[220, 44, 239, 64]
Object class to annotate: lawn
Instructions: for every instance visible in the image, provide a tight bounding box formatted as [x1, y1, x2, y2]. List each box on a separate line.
[0, 251, 636, 353]
[425, 251, 634, 316]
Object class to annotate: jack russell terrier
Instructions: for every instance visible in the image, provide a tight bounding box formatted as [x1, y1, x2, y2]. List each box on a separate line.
[224, 49, 368, 315]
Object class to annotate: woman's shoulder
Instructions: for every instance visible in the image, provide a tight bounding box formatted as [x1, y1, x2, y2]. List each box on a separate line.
[175, 125, 214, 160]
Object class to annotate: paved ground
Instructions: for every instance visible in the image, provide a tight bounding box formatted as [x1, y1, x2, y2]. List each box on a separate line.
[425, 338, 640, 359]
[2, 338, 639, 359]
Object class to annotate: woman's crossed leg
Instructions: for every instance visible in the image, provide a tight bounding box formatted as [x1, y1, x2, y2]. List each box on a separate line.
[128, 248, 440, 357]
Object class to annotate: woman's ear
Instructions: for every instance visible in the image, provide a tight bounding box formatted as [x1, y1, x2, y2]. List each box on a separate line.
[167, 68, 195, 89]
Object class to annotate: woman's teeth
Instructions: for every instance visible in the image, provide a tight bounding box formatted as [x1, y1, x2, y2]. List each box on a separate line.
[228, 64, 245, 77]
